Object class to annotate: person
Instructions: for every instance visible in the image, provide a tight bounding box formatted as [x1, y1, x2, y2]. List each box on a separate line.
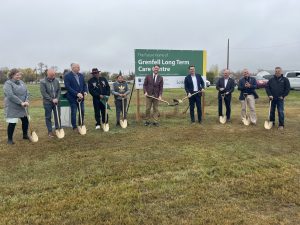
[216, 69, 235, 122]
[143, 64, 164, 126]
[40, 68, 61, 137]
[88, 68, 111, 129]
[184, 65, 205, 124]
[3, 69, 29, 144]
[265, 66, 290, 130]
[238, 69, 259, 124]
[112, 74, 130, 126]
[64, 63, 87, 131]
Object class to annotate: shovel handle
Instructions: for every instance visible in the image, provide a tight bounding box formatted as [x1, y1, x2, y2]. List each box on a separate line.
[146, 95, 169, 105]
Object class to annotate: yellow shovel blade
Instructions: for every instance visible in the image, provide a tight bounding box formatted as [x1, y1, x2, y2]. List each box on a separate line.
[219, 116, 226, 124]
[29, 131, 39, 142]
[103, 123, 109, 132]
[264, 121, 273, 130]
[78, 125, 87, 135]
[55, 129, 65, 139]
[120, 119, 127, 129]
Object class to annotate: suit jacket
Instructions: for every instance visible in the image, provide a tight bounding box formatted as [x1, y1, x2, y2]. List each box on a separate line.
[88, 76, 110, 99]
[143, 74, 163, 98]
[216, 77, 235, 97]
[64, 71, 87, 103]
[184, 74, 205, 96]
[238, 77, 258, 100]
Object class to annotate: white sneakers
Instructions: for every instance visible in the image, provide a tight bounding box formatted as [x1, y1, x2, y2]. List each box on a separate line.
[95, 125, 101, 130]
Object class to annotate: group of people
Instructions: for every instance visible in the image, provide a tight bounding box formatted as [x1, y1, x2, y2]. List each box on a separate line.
[3, 63, 290, 145]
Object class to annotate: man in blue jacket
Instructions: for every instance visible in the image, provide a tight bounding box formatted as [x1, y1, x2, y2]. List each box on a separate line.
[265, 66, 290, 130]
[184, 65, 205, 124]
[64, 63, 87, 131]
[238, 69, 258, 124]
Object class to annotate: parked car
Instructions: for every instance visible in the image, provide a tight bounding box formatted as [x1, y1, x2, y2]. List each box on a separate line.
[253, 76, 268, 89]
[284, 71, 300, 90]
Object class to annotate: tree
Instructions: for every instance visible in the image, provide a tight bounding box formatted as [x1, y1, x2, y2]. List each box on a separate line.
[0, 67, 9, 84]
[206, 64, 219, 83]
[37, 62, 47, 80]
[20, 68, 36, 83]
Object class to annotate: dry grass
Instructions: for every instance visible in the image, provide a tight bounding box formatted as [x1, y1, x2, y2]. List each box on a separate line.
[0, 86, 299, 225]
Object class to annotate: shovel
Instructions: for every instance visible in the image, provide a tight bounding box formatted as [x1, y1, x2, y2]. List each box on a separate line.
[264, 100, 273, 130]
[24, 107, 39, 142]
[120, 97, 127, 129]
[173, 90, 202, 104]
[102, 99, 109, 132]
[242, 94, 251, 126]
[54, 104, 65, 138]
[77, 99, 87, 135]
[219, 94, 227, 124]
[146, 95, 178, 106]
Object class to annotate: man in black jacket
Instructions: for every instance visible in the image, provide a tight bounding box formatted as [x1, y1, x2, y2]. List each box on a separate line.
[184, 65, 205, 124]
[216, 69, 235, 121]
[88, 68, 110, 129]
[265, 67, 290, 130]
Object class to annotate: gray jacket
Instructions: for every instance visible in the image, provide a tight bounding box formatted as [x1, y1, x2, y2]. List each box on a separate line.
[40, 78, 61, 104]
[3, 79, 29, 118]
[112, 81, 130, 100]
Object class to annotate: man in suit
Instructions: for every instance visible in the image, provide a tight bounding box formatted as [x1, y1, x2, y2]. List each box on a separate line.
[184, 65, 205, 124]
[64, 63, 88, 131]
[238, 68, 259, 124]
[143, 64, 164, 126]
[216, 69, 235, 121]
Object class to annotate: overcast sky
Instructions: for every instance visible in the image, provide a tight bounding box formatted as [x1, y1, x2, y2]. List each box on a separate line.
[1, 0, 299, 74]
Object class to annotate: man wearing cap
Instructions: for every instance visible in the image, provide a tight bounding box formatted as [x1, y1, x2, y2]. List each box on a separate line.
[88, 68, 110, 129]
[112, 74, 130, 126]
[64, 63, 87, 131]
[143, 64, 164, 126]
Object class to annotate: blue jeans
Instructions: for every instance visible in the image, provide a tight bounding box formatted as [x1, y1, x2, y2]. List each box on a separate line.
[70, 101, 84, 129]
[44, 103, 60, 132]
[270, 98, 284, 126]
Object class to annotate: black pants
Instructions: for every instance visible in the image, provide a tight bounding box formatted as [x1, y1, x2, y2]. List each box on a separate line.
[115, 99, 127, 123]
[189, 93, 202, 122]
[93, 98, 108, 125]
[7, 117, 29, 141]
[218, 94, 231, 119]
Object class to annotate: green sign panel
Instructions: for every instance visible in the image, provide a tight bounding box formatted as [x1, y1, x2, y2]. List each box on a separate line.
[135, 49, 206, 89]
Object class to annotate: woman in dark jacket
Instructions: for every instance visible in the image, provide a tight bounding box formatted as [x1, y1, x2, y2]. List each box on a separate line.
[3, 69, 30, 144]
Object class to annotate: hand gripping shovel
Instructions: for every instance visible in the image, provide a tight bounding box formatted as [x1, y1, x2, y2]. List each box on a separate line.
[77, 99, 87, 135]
[24, 107, 39, 142]
[173, 90, 202, 104]
[219, 94, 227, 124]
[146, 95, 177, 106]
[102, 99, 110, 132]
[242, 94, 251, 126]
[120, 97, 127, 129]
[54, 104, 65, 138]
[264, 100, 273, 130]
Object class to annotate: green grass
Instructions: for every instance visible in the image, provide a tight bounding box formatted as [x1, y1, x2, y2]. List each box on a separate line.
[0, 85, 300, 224]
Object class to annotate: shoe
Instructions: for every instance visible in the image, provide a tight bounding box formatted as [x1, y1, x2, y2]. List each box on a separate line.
[278, 126, 284, 130]
[95, 125, 101, 130]
[23, 134, 29, 140]
[7, 140, 15, 145]
[116, 122, 120, 127]
[191, 121, 196, 125]
[48, 132, 55, 138]
[198, 121, 202, 124]
[73, 128, 79, 133]
[227, 119, 231, 123]
[152, 122, 160, 127]
[144, 121, 150, 126]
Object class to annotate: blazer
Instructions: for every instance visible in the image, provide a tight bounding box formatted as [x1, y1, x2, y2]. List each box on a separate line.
[238, 77, 259, 100]
[143, 74, 163, 98]
[64, 71, 87, 103]
[216, 77, 235, 97]
[184, 74, 205, 96]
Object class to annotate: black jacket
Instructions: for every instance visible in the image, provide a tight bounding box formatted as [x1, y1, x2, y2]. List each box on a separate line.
[184, 74, 205, 96]
[88, 77, 110, 99]
[216, 77, 235, 97]
[265, 75, 290, 99]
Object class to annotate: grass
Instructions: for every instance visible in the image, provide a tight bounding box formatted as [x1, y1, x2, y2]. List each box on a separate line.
[0, 85, 300, 224]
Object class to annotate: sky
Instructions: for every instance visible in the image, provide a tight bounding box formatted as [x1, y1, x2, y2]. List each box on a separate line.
[1, 0, 299, 74]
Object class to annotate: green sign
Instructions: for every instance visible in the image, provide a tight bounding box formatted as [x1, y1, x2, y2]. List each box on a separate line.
[135, 49, 206, 89]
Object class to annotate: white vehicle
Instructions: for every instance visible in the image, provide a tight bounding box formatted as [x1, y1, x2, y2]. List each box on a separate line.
[284, 71, 300, 90]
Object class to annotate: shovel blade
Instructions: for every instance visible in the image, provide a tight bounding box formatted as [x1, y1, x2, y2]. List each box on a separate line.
[55, 129, 65, 139]
[242, 117, 251, 126]
[103, 123, 110, 132]
[120, 119, 127, 129]
[264, 121, 273, 130]
[29, 131, 39, 142]
[219, 116, 226, 124]
[78, 125, 87, 135]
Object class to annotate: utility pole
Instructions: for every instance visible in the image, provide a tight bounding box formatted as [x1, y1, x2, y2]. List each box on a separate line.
[227, 38, 230, 69]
